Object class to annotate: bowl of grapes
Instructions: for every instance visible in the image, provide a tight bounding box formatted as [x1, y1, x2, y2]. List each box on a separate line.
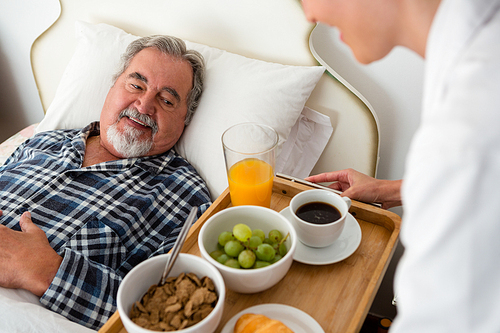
[198, 205, 297, 293]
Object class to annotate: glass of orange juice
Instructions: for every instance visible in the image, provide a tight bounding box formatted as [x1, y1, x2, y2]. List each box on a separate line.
[222, 123, 278, 207]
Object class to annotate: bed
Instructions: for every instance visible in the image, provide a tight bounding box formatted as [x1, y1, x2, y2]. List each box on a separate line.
[0, 0, 379, 331]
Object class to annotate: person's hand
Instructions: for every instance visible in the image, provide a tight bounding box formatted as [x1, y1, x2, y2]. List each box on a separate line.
[305, 168, 403, 209]
[0, 211, 62, 296]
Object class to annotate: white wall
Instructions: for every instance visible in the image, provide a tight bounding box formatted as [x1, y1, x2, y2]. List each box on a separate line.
[1, 1, 423, 320]
[0, 0, 59, 142]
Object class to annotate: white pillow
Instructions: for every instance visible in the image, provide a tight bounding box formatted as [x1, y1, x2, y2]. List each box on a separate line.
[36, 21, 325, 200]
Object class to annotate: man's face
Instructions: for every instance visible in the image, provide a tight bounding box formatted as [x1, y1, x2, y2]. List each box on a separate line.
[301, 0, 399, 64]
[100, 47, 193, 158]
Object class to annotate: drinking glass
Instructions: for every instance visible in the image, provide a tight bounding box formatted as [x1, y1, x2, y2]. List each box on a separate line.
[222, 123, 278, 207]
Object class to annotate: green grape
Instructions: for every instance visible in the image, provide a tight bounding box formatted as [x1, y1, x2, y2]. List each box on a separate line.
[238, 249, 256, 269]
[252, 229, 266, 242]
[224, 240, 244, 257]
[216, 254, 230, 264]
[214, 226, 287, 270]
[279, 242, 288, 257]
[263, 238, 274, 245]
[255, 243, 275, 262]
[254, 261, 271, 269]
[270, 254, 282, 264]
[210, 250, 225, 260]
[233, 223, 252, 242]
[248, 235, 263, 249]
[218, 231, 234, 247]
[268, 229, 283, 243]
[224, 258, 241, 269]
[272, 242, 279, 253]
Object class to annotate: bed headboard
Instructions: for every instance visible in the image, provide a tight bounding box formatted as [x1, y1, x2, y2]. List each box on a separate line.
[31, 0, 379, 178]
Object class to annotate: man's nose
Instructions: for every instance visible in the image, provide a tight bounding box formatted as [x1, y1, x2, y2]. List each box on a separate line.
[134, 92, 156, 115]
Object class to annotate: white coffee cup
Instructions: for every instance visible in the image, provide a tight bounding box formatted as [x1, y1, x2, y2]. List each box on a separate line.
[289, 189, 351, 248]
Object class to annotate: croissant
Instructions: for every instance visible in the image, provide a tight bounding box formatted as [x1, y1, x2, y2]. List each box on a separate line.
[234, 313, 293, 333]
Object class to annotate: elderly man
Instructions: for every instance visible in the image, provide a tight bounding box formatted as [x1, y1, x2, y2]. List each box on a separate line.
[0, 35, 211, 329]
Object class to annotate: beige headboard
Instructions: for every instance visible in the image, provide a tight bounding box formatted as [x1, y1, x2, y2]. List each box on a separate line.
[31, 0, 379, 178]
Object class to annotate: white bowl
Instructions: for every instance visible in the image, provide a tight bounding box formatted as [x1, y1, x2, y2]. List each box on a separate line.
[198, 206, 297, 293]
[117, 253, 225, 333]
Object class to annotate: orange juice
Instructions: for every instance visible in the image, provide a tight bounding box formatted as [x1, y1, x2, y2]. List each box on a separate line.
[228, 158, 274, 207]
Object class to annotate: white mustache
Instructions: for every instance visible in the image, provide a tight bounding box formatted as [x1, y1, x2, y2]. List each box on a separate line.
[118, 108, 159, 135]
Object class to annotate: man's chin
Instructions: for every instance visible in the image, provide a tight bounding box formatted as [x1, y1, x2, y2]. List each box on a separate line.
[107, 125, 154, 158]
[115, 146, 152, 159]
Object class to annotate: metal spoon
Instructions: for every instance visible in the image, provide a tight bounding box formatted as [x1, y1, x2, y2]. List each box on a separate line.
[159, 206, 198, 286]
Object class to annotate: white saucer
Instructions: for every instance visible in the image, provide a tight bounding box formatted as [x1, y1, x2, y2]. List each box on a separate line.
[221, 303, 324, 333]
[280, 207, 362, 265]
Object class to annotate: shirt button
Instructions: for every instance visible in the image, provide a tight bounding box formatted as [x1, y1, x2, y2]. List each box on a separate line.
[16, 207, 28, 215]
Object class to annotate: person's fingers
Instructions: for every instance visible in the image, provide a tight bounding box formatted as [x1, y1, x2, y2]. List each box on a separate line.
[304, 173, 328, 182]
[306, 170, 350, 184]
[327, 181, 344, 192]
[341, 186, 359, 200]
[19, 212, 37, 233]
[381, 200, 402, 210]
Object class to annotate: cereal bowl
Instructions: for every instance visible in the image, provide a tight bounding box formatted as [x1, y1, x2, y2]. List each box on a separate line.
[117, 253, 225, 333]
[198, 205, 297, 293]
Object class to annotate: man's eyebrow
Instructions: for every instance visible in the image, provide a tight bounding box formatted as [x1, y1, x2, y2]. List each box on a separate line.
[128, 71, 181, 102]
[162, 87, 180, 102]
[128, 72, 147, 83]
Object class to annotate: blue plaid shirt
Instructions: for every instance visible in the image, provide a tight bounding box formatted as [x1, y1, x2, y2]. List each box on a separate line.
[0, 122, 211, 330]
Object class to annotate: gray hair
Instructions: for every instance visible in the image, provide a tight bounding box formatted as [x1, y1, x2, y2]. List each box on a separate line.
[113, 35, 205, 125]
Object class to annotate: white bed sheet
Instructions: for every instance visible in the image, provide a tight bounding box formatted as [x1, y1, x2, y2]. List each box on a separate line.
[0, 287, 96, 333]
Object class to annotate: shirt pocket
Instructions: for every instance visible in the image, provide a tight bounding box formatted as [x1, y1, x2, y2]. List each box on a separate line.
[66, 218, 127, 270]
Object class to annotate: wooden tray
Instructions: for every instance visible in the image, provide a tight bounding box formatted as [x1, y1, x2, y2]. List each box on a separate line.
[99, 176, 401, 333]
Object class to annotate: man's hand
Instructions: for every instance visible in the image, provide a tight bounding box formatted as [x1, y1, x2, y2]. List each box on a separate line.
[306, 168, 403, 209]
[0, 211, 63, 296]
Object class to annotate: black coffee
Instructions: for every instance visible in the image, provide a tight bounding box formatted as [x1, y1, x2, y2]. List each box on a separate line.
[295, 201, 341, 225]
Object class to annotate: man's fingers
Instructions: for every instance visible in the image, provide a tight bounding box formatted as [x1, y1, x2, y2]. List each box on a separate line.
[19, 212, 35, 233]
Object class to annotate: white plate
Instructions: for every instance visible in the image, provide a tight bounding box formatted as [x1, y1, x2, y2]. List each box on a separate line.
[221, 303, 324, 333]
[280, 207, 362, 265]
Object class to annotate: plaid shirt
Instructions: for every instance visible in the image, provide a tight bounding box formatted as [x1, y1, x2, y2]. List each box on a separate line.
[0, 122, 211, 330]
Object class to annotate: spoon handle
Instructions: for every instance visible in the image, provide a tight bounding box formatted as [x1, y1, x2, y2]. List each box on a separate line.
[159, 206, 198, 285]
